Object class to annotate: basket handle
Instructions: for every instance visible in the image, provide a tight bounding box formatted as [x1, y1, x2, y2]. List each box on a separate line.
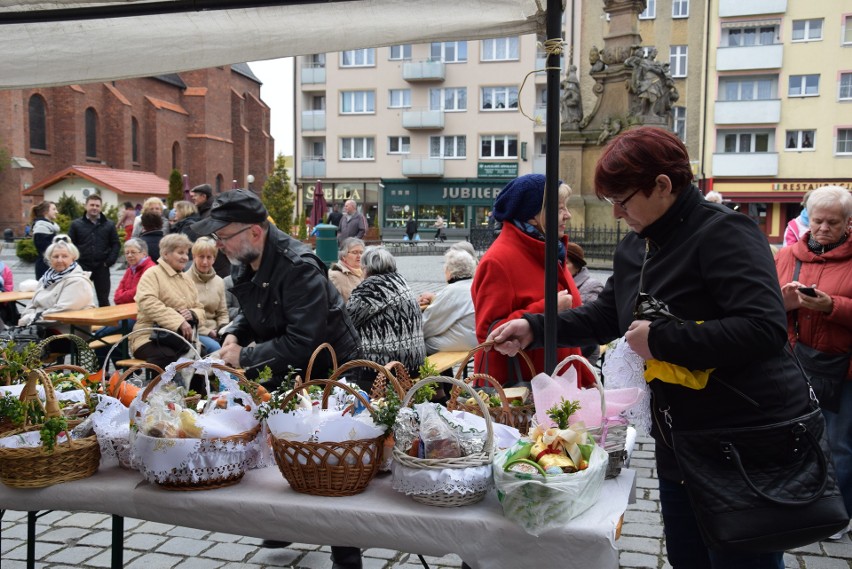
[37, 334, 100, 373]
[402, 375, 494, 460]
[376, 361, 409, 399]
[304, 342, 339, 382]
[552, 354, 606, 420]
[141, 360, 250, 403]
[102, 362, 164, 403]
[27, 368, 76, 450]
[276, 378, 376, 415]
[454, 341, 536, 381]
[101, 326, 201, 374]
[42, 364, 97, 412]
[447, 372, 518, 426]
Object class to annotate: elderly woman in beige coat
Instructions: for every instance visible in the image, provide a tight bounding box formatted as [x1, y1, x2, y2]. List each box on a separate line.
[131, 234, 205, 370]
[328, 237, 365, 302]
[188, 237, 228, 355]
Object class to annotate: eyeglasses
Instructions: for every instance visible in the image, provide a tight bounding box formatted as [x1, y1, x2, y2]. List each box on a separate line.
[603, 187, 644, 210]
[211, 225, 252, 243]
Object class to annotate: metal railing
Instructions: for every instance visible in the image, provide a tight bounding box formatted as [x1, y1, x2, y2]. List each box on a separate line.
[468, 224, 627, 266]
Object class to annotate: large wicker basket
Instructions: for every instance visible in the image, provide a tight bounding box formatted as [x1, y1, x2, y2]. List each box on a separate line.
[133, 360, 262, 490]
[447, 342, 536, 433]
[38, 334, 100, 372]
[271, 360, 392, 496]
[393, 375, 495, 507]
[553, 355, 628, 479]
[0, 369, 101, 488]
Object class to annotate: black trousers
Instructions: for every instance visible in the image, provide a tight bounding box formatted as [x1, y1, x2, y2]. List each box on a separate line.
[85, 262, 112, 307]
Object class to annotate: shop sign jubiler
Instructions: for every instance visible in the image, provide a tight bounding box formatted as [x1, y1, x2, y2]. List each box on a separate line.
[441, 186, 503, 200]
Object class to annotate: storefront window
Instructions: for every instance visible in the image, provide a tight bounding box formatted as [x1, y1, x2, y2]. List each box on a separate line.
[385, 204, 413, 228]
[472, 206, 492, 227]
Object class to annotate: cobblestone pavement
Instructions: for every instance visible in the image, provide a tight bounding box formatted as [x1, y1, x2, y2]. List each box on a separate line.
[2, 248, 851, 568]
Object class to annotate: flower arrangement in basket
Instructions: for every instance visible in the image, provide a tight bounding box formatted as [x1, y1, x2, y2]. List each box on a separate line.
[446, 342, 536, 433]
[129, 358, 263, 490]
[0, 369, 101, 488]
[268, 359, 392, 497]
[391, 375, 495, 507]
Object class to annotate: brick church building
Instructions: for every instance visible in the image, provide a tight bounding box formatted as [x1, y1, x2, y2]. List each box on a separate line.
[0, 63, 273, 234]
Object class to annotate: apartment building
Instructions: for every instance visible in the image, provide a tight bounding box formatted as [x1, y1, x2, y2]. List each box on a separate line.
[704, 0, 852, 241]
[294, 34, 569, 237]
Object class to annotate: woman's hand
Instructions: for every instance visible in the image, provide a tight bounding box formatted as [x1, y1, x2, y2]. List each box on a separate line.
[557, 290, 573, 311]
[178, 308, 194, 321]
[419, 291, 435, 305]
[780, 282, 803, 312]
[486, 319, 534, 357]
[208, 330, 218, 340]
[626, 320, 653, 360]
[178, 320, 193, 340]
[797, 287, 834, 314]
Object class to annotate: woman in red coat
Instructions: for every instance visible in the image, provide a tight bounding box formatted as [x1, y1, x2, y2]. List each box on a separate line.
[472, 174, 594, 386]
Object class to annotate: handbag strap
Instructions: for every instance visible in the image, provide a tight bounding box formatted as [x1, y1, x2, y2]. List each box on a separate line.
[722, 418, 829, 506]
[792, 259, 803, 338]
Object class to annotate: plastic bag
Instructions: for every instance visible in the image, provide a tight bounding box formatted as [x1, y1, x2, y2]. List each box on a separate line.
[493, 441, 608, 535]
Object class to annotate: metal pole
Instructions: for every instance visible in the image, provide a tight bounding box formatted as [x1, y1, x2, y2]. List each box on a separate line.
[544, 0, 563, 372]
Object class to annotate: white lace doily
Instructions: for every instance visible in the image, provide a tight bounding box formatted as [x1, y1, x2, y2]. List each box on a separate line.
[390, 460, 493, 496]
[601, 338, 652, 435]
[90, 395, 133, 467]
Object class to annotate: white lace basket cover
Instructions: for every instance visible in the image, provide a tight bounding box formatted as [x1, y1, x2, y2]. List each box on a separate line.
[129, 358, 264, 486]
[600, 338, 651, 436]
[90, 394, 133, 468]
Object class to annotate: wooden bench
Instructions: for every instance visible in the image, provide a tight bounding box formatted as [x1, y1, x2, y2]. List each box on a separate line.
[115, 358, 147, 369]
[425, 350, 469, 377]
[88, 334, 123, 350]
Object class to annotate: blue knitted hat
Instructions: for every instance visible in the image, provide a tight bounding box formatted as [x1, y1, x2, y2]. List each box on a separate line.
[493, 174, 546, 222]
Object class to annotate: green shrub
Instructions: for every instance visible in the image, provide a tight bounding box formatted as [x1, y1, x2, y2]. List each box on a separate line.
[16, 238, 39, 263]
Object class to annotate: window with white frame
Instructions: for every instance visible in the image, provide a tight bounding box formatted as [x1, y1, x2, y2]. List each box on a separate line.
[429, 87, 467, 111]
[340, 137, 375, 160]
[481, 37, 520, 61]
[481, 86, 519, 110]
[788, 75, 819, 97]
[341, 91, 375, 113]
[720, 130, 773, 153]
[430, 41, 468, 63]
[844, 16, 852, 45]
[837, 129, 852, 154]
[341, 49, 375, 67]
[388, 89, 411, 108]
[672, 0, 688, 18]
[429, 135, 466, 158]
[720, 75, 777, 101]
[639, 0, 655, 19]
[723, 24, 778, 47]
[309, 140, 325, 159]
[785, 130, 815, 150]
[670, 46, 688, 78]
[841, 73, 852, 100]
[388, 136, 411, 154]
[792, 19, 823, 42]
[673, 107, 686, 141]
[480, 135, 518, 159]
[389, 45, 412, 60]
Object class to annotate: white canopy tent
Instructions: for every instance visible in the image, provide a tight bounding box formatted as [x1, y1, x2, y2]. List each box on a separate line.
[0, 0, 544, 89]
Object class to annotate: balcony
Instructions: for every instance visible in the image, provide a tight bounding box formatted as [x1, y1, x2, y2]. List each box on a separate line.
[401, 108, 444, 130]
[719, 0, 786, 17]
[301, 110, 326, 131]
[717, 44, 783, 71]
[714, 99, 781, 124]
[301, 158, 326, 178]
[402, 60, 445, 82]
[402, 156, 444, 177]
[712, 153, 779, 176]
[301, 65, 326, 85]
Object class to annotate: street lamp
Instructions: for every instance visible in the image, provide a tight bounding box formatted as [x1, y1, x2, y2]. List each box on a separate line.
[247, 174, 255, 193]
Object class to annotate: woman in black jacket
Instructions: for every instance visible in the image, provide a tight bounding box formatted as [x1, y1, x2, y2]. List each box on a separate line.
[489, 127, 811, 569]
[31, 200, 59, 279]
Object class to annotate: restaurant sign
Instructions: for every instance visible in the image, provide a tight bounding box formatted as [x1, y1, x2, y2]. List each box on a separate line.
[477, 162, 517, 179]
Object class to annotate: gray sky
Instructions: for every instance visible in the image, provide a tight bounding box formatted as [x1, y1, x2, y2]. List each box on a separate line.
[249, 57, 295, 158]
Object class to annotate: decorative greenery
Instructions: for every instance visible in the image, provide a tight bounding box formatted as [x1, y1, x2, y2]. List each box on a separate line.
[262, 154, 295, 229]
[101, 202, 119, 224]
[0, 394, 26, 427]
[39, 416, 68, 453]
[1, 341, 43, 383]
[547, 398, 582, 430]
[15, 238, 39, 262]
[373, 387, 401, 429]
[167, 169, 183, 208]
[297, 213, 308, 240]
[57, 192, 83, 220]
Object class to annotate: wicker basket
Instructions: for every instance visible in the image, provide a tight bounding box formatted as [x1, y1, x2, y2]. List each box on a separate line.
[393, 375, 495, 507]
[303, 342, 340, 382]
[37, 334, 100, 372]
[133, 360, 262, 490]
[0, 369, 101, 488]
[447, 342, 536, 433]
[271, 361, 391, 496]
[553, 355, 628, 479]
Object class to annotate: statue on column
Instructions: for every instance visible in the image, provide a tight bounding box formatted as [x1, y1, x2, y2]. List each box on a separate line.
[625, 46, 679, 119]
[560, 65, 583, 130]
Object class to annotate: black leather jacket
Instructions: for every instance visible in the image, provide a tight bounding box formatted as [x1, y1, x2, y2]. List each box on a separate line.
[526, 186, 811, 480]
[227, 225, 362, 388]
[68, 213, 120, 268]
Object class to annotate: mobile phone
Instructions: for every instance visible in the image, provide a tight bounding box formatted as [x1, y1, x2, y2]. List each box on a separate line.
[798, 286, 817, 298]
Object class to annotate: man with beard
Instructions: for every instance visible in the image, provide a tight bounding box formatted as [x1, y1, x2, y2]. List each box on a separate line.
[191, 189, 364, 569]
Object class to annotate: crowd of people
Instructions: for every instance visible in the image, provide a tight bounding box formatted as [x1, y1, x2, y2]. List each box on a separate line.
[2, 126, 849, 569]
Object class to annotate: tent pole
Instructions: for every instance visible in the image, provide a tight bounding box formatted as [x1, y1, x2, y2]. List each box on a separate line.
[543, 0, 563, 373]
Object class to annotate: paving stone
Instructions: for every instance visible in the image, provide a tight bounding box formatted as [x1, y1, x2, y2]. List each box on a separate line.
[167, 526, 210, 539]
[419, 553, 463, 565]
[43, 545, 103, 564]
[124, 552, 181, 569]
[624, 510, 662, 524]
[247, 546, 302, 566]
[125, 532, 170, 550]
[200, 541, 257, 562]
[86, 548, 142, 568]
[621, 522, 665, 538]
[635, 477, 659, 489]
[156, 536, 212, 556]
[34, 510, 73, 524]
[172, 556, 227, 569]
[1, 523, 30, 540]
[76, 529, 113, 546]
[798, 555, 851, 569]
[62, 512, 112, 528]
[0, 561, 27, 569]
[3, 540, 64, 560]
[135, 521, 178, 534]
[629, 498, 659, 512]
[619, 551, 660, 568]
[617, 535, 662, 555]
[1, 510, 28, 521]
[365, 548, 399, 559]
[206, 532, 243, 543]
[1, 537, 25, 554]
[294, 551, 334, 569]
[821, 542, 852, 559]
[38, 526, 92, 543]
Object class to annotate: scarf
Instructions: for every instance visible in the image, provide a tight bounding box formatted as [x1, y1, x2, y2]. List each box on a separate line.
[807, 232, 848, 255]
[129, 257, 149, 274]
[511, 219, 567, 264]
[40, 262, 78, 288]
[191, 263, 216, 283]
[341, 260, 362, 278]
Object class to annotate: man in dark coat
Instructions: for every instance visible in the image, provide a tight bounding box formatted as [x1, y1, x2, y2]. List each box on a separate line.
[192, 189, 363, 567]
[67, 193, 120, 307]
[192, 183, 230, 278]
[327, 203, 343, 227]
[337, 199, 367, 247]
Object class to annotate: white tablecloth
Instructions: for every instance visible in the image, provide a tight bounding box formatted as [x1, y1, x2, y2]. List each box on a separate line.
[0, 462, 635, 569]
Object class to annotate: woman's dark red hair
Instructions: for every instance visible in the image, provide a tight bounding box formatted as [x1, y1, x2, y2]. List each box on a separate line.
[594, 126, 693, 199]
